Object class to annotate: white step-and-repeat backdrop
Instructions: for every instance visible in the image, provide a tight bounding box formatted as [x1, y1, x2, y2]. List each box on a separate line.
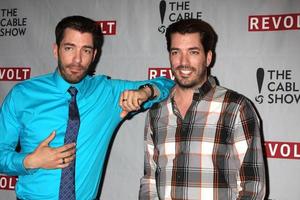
[0, 0, 299, 199]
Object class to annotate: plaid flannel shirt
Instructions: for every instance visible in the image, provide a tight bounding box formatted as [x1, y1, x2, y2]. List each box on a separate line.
[139, 76, 266, 200]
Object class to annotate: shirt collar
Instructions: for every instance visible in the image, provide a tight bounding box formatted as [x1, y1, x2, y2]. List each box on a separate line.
[53, 68, 86, 94]
[193, 75, 217, 101]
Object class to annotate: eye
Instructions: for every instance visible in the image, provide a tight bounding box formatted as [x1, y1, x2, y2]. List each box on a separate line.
[64, 46, 73, 51]
[170, 50, 178, 56]
[82, 48, 93, 55]
[189, 50, 200, 55]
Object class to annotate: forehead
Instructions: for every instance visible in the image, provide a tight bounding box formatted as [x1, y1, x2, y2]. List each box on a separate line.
[61, 28, 94, 46]
[170, 32, 202, 48]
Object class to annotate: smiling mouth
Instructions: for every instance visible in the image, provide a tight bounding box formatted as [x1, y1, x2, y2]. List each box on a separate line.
[180, 69, 192, 75]
[177, 68, 193, 77]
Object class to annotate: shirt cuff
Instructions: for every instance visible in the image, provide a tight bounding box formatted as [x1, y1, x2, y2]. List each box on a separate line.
[14, 153, 38, 175]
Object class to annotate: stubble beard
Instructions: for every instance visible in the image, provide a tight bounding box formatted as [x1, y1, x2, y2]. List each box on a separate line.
[57, 59, 89, 84]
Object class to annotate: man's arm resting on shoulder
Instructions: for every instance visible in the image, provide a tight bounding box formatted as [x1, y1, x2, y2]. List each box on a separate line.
[143, 76, 174, 107]
[119, 77, 174, 117]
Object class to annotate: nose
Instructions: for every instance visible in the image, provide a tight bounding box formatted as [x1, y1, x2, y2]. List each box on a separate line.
[179, 53, 189, 67]
[73, 49, 82, 64]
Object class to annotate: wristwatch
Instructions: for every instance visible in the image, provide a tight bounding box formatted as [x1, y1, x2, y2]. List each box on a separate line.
[139, 84, 156, 100]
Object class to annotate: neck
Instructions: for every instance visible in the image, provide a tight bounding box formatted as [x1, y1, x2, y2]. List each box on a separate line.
[174, 85, 194, 98]
[173, 86, 194, 118]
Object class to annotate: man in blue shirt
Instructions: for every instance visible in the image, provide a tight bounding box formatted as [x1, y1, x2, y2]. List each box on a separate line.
[0, 15, 174, 200]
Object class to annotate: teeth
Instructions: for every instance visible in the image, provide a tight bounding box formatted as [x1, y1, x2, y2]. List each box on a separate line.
[180, 70, 191, 75]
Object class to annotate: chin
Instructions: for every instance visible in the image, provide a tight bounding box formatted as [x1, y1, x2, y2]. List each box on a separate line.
[64, 75, 82, 84]
[177, 81, 194, 89]
[176, 78, 200, 89]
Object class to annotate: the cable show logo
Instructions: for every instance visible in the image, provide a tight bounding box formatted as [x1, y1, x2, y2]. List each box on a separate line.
[158, 0, 202, 34]
[255, 68, 300, 104]
[0, 8, 27, 37]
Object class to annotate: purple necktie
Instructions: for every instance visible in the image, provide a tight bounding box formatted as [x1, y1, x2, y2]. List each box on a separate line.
[59, 87, 80, 200]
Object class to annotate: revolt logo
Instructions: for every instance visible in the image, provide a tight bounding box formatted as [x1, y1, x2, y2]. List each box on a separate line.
[148, 67, 173, 80]
[0, 67, 31, 81]
[96, 21, 117, 35]
[0, 175, 17, 190]
[265, 141, 300, 160]
[254, 68, 300, 104]
[157, 0, 202, 34]
[248, 13, 300, 31]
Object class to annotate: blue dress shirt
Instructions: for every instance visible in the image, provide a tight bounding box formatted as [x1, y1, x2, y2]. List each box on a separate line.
[0, 69, 174, 200]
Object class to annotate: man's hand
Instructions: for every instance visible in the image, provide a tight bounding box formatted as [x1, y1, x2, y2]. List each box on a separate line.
[119, 85, 157, 118]
[23, 131, 76, 169]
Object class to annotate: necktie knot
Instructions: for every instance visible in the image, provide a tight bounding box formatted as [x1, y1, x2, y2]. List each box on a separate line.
[68, 87, 78, 97]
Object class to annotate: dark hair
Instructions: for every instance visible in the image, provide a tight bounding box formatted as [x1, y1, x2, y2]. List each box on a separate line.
[55, 15, 104, 75]
[165, 19, 217, 56]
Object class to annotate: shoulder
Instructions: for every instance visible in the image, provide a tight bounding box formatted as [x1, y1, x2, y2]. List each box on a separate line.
[216, 85, 258, 118]
[11, 73, 53, 94]
[86, 74, 110, 82]
[84, 74, 112, 88]
[86, 74, 128, 85]
[215, 85, 250, 105]
[89, 75, 143, 92]
[83, 75, 126, 97]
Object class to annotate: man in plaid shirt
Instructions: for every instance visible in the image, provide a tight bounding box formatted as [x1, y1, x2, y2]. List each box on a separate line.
[139, 19, 266, 200]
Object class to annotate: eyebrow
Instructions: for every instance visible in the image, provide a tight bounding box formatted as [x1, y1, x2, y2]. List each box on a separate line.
[188, 47, 201, 51]
[62, 43, 94, 49]
[170, 47, 201, 51]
